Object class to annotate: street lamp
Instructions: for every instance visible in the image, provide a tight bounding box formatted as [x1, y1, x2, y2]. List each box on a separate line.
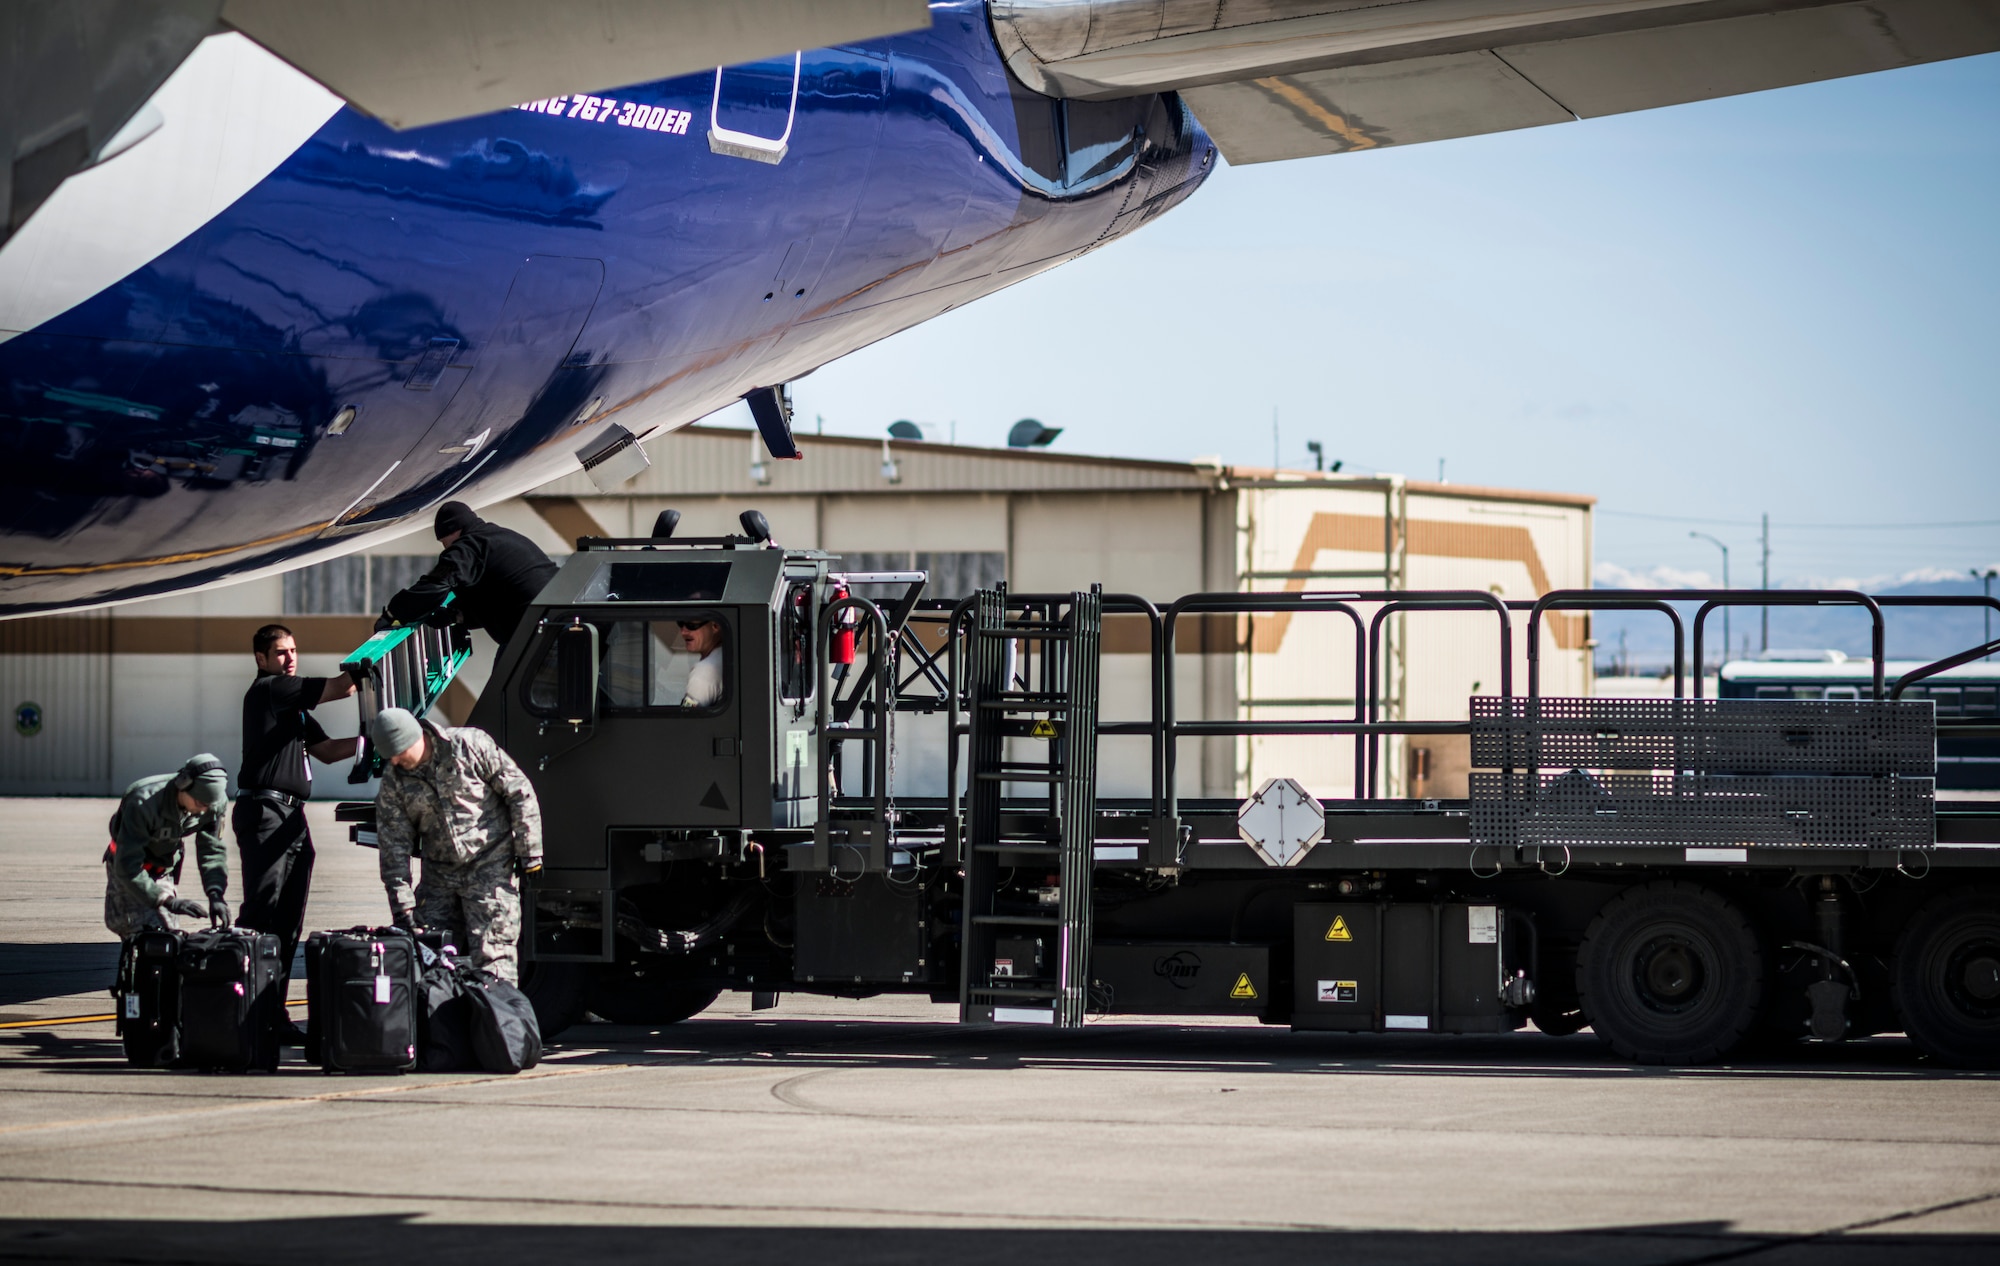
[1976, 567, 1997, 657]
[1691, 531, 1731, 671]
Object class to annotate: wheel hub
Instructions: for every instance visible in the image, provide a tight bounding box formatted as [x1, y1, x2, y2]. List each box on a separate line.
[1957, 951, 2000, 1006]
[1940, 934, 2000, 1024]
[1633, 935, 1708, 1013]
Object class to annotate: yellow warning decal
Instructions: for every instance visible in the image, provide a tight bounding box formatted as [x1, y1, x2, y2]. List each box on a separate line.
[1325, 916, 1353, 942]
[1028, 718, 1057, 738]
[1230, 973, 1258, 1000]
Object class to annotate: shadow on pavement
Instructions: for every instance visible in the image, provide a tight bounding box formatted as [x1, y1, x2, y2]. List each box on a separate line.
[6, 1010, 1993, 1084]
[0, 1216, 1992, 1266]
[534, 1014, 1988, 1083]
[0, 943, 116, 1007]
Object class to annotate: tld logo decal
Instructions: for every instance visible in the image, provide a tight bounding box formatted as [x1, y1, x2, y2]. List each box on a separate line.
[1154, 950, 1202, 989]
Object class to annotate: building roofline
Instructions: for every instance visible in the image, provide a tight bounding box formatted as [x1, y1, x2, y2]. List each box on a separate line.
[1405, 479, 1596, 509]
[686, 423, 1214, 477]
[648, 426, 1594, 507]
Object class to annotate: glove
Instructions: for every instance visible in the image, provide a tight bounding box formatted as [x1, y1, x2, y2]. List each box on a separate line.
[208, 894, 231, 927]
[164, 894, 210, 920]
[391, 909, 417, 933]
[372, 611, 394, 632]
[516, 857, 543, 882]
[421, 606, 459, 629]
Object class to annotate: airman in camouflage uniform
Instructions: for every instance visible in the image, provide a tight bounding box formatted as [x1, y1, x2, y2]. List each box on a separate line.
[371, 709, 542, 983]
[103, 755, 233, 937]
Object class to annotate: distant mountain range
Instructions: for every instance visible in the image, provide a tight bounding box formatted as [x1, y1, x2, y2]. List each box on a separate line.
[1591, 577, 1998, 673]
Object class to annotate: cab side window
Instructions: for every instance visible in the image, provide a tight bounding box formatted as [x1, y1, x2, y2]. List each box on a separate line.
[523, 617, 729, 715]
[603, 619, 728, 712]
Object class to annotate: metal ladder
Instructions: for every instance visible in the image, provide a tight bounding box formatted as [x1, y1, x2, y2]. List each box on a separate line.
[958, 586, 1102, 1027]
[340, 608, 472, 782]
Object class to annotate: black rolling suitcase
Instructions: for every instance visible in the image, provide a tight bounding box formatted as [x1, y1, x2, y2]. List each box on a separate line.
[114, 929, 183, 1068]
[177, 927, 283, 1072]
[304, 928, 420, 1073]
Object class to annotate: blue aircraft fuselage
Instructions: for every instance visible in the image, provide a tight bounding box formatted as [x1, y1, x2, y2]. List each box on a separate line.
[0, 1, 1211, 613]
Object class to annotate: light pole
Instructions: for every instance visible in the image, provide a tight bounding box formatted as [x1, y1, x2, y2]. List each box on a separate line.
[1691, 531, 1730, 672]
[1976, 567, 1997, 657]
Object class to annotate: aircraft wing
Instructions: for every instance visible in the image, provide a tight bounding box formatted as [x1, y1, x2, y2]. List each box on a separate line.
[3, 0, 931, 244]
[991, 0, 2000, 164]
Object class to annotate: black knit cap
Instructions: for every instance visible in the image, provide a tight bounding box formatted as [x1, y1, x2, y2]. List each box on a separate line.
[435, 501, 479, 540]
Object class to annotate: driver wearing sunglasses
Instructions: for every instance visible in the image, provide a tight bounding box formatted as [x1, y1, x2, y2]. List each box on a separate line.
[678, 619, 725, 708]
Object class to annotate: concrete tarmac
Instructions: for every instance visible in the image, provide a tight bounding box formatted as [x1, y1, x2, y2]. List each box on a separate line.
[2, 798, 1997, 1265]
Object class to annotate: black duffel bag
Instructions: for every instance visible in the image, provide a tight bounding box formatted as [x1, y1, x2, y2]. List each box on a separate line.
[461, 969, 542, 1074]
[417, 954, 476, 1072]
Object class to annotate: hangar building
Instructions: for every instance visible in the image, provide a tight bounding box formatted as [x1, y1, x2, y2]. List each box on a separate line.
[0, 425, 1592, 801]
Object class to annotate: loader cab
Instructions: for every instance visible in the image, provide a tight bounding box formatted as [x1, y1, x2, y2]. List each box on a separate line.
[474, 529, 833, 879]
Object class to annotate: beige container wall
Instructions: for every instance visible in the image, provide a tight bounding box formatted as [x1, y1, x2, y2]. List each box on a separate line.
[1236, 480, 1593, 800]
[1398, 489, 1592, 797]
[1237, 481, 1397, 802]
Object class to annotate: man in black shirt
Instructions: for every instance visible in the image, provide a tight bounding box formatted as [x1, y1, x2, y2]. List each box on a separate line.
[380, 501, 559, 651]
[237, 623, 359, 1036]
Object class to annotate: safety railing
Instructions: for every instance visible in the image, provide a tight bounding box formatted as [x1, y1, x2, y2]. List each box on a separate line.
[1160, 590, 1513, 808]
[1517, 595, 1685, 699]
[913, 585, 1998, 846]
[814, 594, 894, 872]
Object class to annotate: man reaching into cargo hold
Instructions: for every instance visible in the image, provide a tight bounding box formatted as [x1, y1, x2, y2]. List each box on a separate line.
[378, 501, 558, 653]
[369, 708, 542, 983]
[102, 756, 233, 937]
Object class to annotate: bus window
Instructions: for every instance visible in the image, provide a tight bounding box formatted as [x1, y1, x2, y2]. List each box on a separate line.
[1968, 687, 1996, 716]
[1931, 686, 1963, 715]
[1755, 686, 1789, 700]
[1825, 686, 1859, 701]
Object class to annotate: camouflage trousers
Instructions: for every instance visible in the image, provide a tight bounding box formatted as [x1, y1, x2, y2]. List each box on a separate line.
[103, 863, 175, 938]
[415, 852, 521, 984]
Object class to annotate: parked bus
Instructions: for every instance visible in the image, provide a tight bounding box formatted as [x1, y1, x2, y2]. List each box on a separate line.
[1720, 651, 2000, 790]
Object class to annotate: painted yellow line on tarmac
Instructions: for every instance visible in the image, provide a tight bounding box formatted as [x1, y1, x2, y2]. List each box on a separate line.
[0, 999, 309, 1030]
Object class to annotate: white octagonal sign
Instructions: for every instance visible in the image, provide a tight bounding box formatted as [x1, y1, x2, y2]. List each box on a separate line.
[1237, 777, 1325, 867]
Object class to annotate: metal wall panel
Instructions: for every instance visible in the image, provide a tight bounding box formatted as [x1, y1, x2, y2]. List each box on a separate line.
[0, 614, 111, 794]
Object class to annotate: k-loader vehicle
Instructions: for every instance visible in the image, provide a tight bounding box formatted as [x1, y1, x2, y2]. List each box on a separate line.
[336, 512, 2000, 1067]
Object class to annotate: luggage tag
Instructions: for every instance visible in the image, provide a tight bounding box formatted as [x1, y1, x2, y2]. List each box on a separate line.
[371, 941, 390, 1004]
[123, 994, 139, 1018]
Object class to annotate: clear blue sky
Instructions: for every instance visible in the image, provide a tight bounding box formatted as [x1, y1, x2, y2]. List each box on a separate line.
[710, 52, 2000, 590]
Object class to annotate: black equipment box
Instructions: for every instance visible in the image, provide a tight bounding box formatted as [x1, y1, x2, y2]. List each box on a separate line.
[1292, 903, 1519, 1034]
[794, 874, 927, 984]
[1091, 942, 1271, 1016]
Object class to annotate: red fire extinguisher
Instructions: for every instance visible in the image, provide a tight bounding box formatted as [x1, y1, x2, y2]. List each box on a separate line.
[830, 581, 856, 673]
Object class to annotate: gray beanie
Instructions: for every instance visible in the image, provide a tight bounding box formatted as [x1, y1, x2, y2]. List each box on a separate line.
[371, 708, 424, 759]
[178, 754, 230, 812]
